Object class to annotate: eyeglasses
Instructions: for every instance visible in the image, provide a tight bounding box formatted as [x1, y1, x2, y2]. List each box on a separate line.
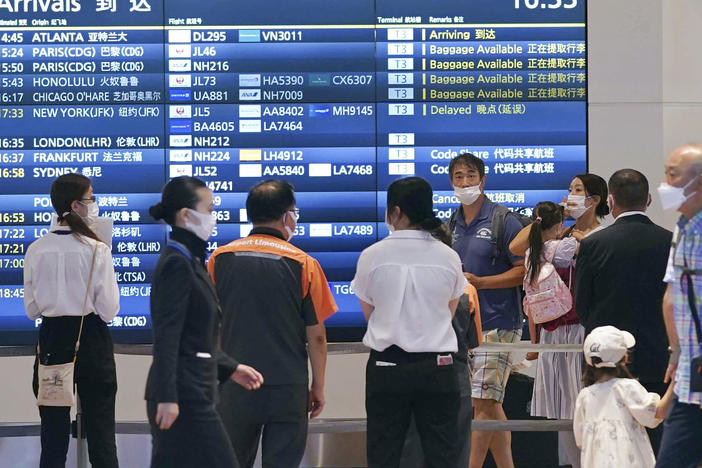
[79, 196, 97, 203]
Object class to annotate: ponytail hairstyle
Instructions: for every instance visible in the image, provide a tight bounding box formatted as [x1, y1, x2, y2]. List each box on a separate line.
[582, 355, 633, 387]
[526, 201, 564, 284]
[50, 173, 101, 243]
[149, 176, 207, 226]
[386, 177, 452, 246]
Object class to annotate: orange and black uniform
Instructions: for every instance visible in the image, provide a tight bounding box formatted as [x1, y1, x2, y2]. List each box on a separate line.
[208, 227, 337, 468]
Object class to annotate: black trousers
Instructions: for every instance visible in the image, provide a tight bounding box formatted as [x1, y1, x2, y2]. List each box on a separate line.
[218, 383, 309, 468]
[147, 400, 239, 468]
[32, 314, 118, 468]
[366, 347, 460, 468]
[400, 361, 471, 468]
[656, 397, 702, 468]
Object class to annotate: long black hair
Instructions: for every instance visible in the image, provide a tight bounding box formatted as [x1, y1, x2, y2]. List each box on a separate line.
[387, 177, 451, 246]
[50, 173, 101, 243]
[149, 176, 207, 226]
[526, 201, 564, 284]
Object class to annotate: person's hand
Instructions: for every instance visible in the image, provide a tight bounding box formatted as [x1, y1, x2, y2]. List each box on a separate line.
[308, 384, 325, 419]
[526, 352, 539, 361]
[665, 348, 680, 383]
[231, 364, 264, 390]
[155, 402, 179, 430]
[561, 195, 571, 218]
[571, 229, 585, 241]
[464, 273, 483, 290]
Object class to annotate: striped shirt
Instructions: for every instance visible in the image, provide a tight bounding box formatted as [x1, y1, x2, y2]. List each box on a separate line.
[666, 213, 702, 405]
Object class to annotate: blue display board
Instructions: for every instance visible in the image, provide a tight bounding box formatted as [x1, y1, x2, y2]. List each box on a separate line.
[0, 0, 586, 343]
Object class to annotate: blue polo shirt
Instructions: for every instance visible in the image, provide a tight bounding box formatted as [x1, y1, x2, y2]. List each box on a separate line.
[451, 198, 524, 331]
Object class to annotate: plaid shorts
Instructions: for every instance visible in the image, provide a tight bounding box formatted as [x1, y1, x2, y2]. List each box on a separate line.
[471, 328, 522, 403]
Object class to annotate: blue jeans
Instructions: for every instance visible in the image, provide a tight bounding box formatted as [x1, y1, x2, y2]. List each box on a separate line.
[655, 397, 702, 468]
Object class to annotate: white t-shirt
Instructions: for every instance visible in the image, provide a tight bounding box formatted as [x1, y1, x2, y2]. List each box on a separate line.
[574, 378, 661, 468]
[351, 230, 468, 353]
[24, 229, 120, 323]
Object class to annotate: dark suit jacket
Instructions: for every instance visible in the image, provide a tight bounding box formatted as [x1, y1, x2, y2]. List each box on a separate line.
[574, 214, 672, 383]
[145, 228, 238, 404]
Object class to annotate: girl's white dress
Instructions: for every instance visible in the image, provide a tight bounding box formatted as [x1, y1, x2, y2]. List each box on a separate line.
[573, 378, 662, 468]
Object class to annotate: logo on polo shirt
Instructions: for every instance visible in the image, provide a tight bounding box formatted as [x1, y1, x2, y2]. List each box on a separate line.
[475, 227, 492, 240]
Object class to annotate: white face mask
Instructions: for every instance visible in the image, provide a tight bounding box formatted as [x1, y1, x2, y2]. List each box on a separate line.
[658, 177, 698, 211]
[283, 210, 299, 241]
[567, 194, 591, 219]
[384, 210, 395, 234]
[79, 201, 100, 225]
[454, 185, 482, 206]
[185, 208, 216, 241]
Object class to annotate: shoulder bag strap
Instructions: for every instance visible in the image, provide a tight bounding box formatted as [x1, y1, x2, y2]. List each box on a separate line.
[680, 233, 702, 344]
[73, 243, 99, 362]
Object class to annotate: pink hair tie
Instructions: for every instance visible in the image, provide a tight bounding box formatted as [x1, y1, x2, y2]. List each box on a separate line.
[535, 216, 542, 224]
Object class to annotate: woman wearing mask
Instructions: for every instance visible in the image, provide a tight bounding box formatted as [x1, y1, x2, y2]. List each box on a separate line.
[509, 173, 608, 468]
[24, 173, 120, 468]
[352, 177, 468, 468]
[145, 176, 263, 468]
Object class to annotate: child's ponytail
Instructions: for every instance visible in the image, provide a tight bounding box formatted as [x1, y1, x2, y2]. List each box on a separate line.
[526, 201, 564, 285]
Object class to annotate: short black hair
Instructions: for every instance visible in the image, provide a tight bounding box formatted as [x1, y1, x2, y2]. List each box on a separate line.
[608, 169, 649, 210]
[449, 152, 485, 179]
[575, 173, 610, 218]
[246, 180, 295, 223]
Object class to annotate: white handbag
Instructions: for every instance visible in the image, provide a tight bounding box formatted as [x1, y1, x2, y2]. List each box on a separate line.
[36, 244, 98, 407]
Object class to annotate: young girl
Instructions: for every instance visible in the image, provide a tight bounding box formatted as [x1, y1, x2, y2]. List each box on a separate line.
[522, 201, 581, 358]
[573, 326, 674, 468]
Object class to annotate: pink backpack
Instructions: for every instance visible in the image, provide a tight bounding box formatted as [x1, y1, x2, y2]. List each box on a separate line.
[523, 249, 573, 324]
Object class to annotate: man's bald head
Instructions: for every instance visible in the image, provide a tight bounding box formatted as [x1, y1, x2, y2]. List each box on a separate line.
[667, 144, 702, 177]
[664, 144, 702, 217]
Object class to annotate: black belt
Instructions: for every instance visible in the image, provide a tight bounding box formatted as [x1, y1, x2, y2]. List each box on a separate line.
[371, 345, 453, 364]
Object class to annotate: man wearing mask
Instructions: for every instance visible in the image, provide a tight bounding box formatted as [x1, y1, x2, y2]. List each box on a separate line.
[573, 169, 672, 454]
[448, 153, 526, 468]
[208, 180, 338, 468]
[656, 145, 702, 468]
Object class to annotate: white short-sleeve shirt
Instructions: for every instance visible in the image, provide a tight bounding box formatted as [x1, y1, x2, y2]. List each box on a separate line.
[351, 230, 468, 353]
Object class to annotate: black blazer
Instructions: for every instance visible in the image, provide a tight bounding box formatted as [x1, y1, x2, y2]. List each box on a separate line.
[145, 228, 238, 404]
[574, 214, 672, 383]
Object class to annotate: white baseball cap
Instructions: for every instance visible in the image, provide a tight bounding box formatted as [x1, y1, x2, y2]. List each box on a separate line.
[583, 326, 636, 368]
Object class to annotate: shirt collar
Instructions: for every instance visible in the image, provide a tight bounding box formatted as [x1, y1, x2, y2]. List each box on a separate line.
[170, 226, 207, 265]
[615, 211, 647, 220]
[250, 226, 286, 241]
[455, 196, 492, 228]
[386, 229, 432, 240]
[683, 210, 702, 232]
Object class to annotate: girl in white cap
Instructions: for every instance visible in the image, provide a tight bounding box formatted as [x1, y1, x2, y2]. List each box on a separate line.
[573, 326, 674, 468]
